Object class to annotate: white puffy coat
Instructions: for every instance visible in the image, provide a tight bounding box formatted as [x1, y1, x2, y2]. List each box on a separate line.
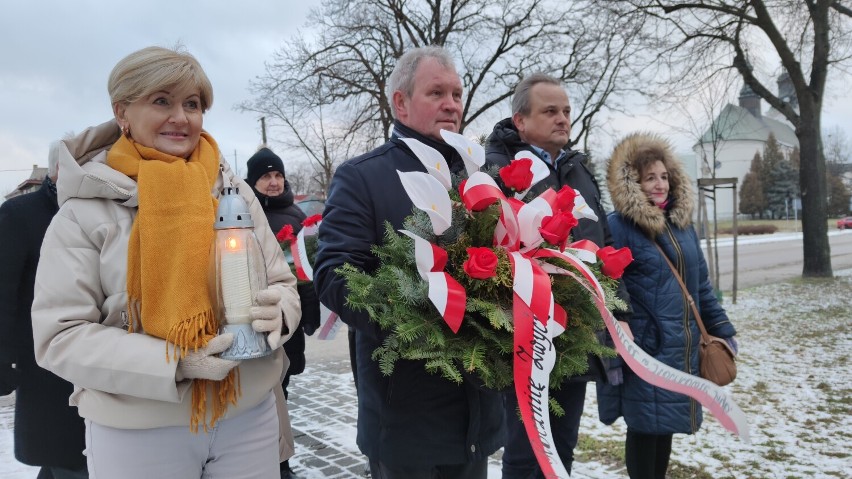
[32, 119, 301, 429]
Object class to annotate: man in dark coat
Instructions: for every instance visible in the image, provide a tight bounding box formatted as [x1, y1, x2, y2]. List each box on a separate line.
[314, 46, 504, 479]
[246, 146, 320, 479]
[0, 154, 88, 479]
[484, 73, 631, 478]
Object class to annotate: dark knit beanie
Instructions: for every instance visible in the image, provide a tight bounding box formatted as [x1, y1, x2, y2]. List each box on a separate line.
[246, 147, 285, 187]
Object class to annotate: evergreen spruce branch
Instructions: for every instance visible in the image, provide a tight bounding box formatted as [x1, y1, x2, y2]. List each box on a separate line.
[424, 358, 464, 384]
[467, 297, 513, 331]
[389, 266, 429, 306]
[466, 205, 502, 247]
[549, 397, 565, 417]
[437, 202, 468, 244]
[372, 335, 401, 377]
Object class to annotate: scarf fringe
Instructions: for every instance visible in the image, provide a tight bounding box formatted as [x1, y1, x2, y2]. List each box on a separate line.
[162, 310, 242, 433]
[190, 368, 241, 433]
[165, 309, 219, 361]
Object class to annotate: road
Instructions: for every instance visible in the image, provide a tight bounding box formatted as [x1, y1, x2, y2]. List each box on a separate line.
[701, 229, 852, 297]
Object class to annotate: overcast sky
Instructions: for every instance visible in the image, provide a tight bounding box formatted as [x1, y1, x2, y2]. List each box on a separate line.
[2, 2, 851, 199]
[0, 0, 318, 197]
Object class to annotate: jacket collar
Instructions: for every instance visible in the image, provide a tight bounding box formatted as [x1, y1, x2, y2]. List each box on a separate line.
[488, 117, 580, 171]
[391, 121, 464, 173]
[252, 180, 295, 211]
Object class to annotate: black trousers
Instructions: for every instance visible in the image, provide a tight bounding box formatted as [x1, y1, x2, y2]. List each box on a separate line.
[501, 382, 587, 478]
[625, 429, 673, 479]
[369, 458, 487, 479]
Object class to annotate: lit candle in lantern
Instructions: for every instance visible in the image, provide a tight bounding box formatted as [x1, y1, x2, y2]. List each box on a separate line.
[211, 186, 272, 360]
[219, 233, 253, 324]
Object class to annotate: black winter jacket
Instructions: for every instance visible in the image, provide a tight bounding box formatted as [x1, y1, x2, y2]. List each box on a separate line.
[314, 121, 505, 468]
[0, 177, 86, 468]
[485, 118, 631, 382]
[252, 183, 321, 377]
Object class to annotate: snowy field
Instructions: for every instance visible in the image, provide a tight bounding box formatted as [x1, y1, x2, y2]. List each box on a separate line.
[2, 270, 850, 478]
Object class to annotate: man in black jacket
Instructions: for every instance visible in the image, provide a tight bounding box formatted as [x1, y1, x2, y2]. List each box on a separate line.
[246, 147, 321, 479]
[484, 73, 631, 478]
[0, 151, 87, 479]
[314, 46, 504, 479]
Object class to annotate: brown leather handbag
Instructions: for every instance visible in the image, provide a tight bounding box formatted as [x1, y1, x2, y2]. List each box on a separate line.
[655, 242, 737, 386]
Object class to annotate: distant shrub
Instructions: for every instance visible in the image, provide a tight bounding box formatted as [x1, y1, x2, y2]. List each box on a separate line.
[719, 224, 778, 235]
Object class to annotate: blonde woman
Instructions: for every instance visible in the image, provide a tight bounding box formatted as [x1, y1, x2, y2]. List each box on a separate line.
[32, 46, 301, 478]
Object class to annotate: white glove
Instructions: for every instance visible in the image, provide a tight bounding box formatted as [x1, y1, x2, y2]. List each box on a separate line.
[176, 333, 239, 381]
[251, 289, 285, 349]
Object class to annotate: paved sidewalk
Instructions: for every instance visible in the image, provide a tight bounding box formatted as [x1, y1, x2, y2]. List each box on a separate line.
[284, 335, 626, 479]
[286, 358, 507, 478]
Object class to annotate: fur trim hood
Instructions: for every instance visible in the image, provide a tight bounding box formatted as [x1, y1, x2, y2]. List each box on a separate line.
[606, 133, 694, 237]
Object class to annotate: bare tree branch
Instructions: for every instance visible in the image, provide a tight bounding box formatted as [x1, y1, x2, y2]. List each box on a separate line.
[240, 0, 650, 196]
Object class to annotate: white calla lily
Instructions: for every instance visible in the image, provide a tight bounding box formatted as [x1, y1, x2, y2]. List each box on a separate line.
[396, 170, 453, 235]
[440, 129, 485, 176]
[516, 195, 553, 252]
[401, 138, 452, 190]
[572, 191, 599, 221]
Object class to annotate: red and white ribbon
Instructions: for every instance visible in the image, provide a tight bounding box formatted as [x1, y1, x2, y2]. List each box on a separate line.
[290, 222, 319, 282]
[461, 172, 519, 250]
[509, 252, 568, 478]
[537, 247, 751, 445]
[316, 302, 341, 340]
[400, 230, 467, 333]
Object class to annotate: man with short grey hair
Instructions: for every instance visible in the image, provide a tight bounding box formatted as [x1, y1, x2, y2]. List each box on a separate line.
[485, 73, 631, 477]
[315, 46, 504, 479]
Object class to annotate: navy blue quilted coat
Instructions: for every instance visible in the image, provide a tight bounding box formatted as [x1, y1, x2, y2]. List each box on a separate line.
[597, 133, 736, 434]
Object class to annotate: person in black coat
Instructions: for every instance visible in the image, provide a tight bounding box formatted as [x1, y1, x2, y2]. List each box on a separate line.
[484, 73, 631, 478]
[0, 154, 88, 479]
[246, 146, 320, 479]
[314, 46, 504, 479]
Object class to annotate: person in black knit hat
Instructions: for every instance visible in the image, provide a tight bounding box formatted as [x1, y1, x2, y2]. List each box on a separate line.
[247, 147, 321, 479]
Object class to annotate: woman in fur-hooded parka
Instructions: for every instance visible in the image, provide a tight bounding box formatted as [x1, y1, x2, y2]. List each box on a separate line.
[597, 133, 736, 437]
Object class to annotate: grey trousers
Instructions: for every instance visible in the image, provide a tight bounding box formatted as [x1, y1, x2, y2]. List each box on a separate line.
[85, 392, 279, 479]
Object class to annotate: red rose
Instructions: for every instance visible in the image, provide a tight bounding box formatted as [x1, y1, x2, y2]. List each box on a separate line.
[554, 185, 577, 213]
[463, 247, 499, 279]
[276, 224, 295, 243]
[499, 158, 534, 192]
[538, 211, 578, 251]
[596, 246, 633, 279]
[302, 214, 323, 227]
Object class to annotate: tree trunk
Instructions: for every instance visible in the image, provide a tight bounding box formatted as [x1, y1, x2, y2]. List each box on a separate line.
[797, 107, 832, 277]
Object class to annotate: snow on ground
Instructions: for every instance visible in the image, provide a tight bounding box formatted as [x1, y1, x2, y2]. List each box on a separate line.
[2, 270, 850, 478]
[579, 269, 852, 478]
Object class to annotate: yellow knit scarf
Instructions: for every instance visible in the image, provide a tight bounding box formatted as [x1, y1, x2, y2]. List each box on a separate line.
[107, 132, 239, 432]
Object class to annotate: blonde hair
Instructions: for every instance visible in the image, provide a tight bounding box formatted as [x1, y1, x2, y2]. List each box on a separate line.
[108, 46, 213, 112]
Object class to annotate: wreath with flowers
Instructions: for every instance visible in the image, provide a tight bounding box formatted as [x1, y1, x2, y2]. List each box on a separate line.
[336, 130, 633, 409]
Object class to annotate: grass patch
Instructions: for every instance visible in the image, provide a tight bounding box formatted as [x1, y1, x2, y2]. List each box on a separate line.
[752, 381, 769, 393]
[667, 461, 719, 479]
[574, 435, 624, 466]
[719, 224, 778, 235]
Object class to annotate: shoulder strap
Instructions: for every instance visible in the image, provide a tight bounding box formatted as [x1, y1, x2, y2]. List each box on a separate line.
[653, 241, 710, 341]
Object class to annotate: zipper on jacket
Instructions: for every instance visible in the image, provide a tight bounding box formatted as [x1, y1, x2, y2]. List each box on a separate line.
[662, 224, 698, 432]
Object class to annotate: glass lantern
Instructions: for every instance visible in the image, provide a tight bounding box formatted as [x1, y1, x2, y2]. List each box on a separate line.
[210, 186, 272, 360]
